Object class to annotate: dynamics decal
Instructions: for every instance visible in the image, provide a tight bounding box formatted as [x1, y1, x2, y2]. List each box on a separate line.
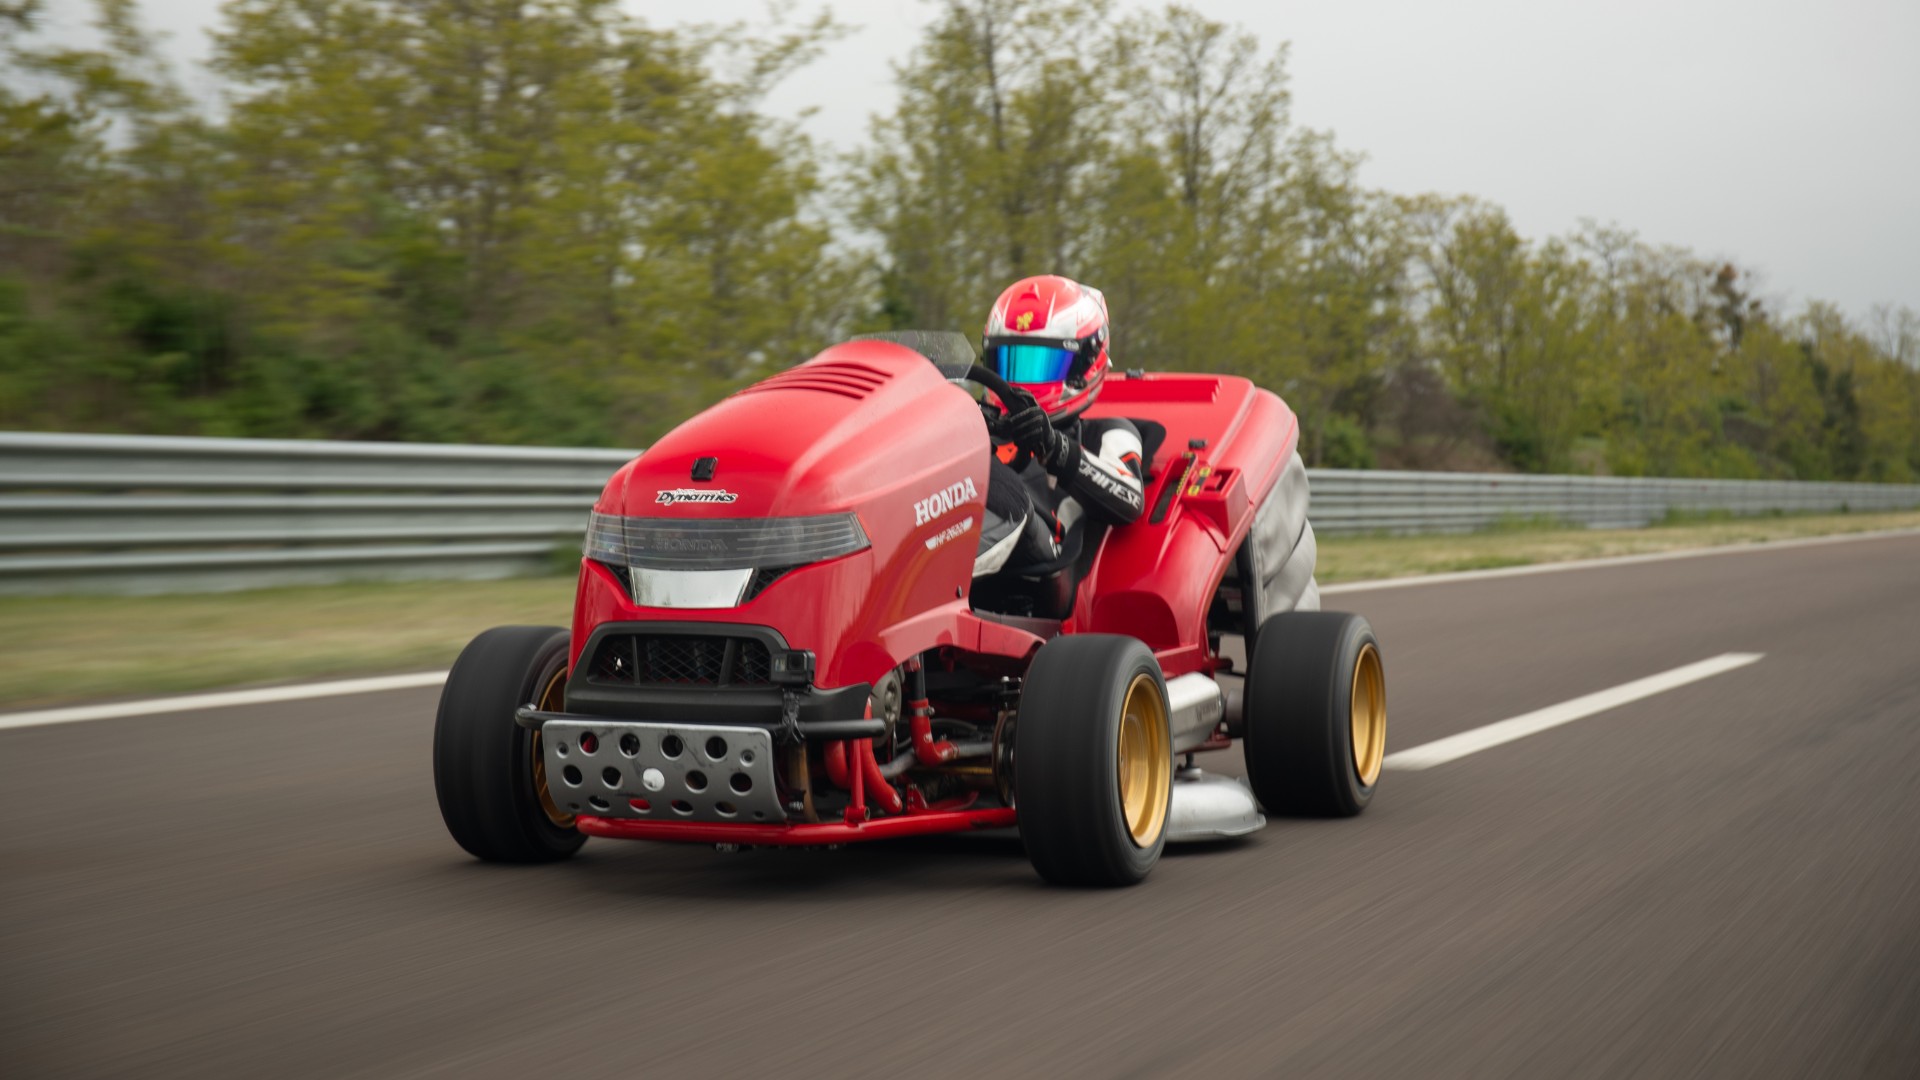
[656, 488, 739, 506]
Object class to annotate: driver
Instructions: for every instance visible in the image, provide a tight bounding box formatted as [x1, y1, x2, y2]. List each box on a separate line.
[974, 275, 1147, 579]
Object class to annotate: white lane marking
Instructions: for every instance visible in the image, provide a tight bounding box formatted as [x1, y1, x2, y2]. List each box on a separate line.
[3, 524, 1891, 733]
[1383, 652, 1764, 771]
[0, 671, 450, 732]
[1322, 526, 1920, 595]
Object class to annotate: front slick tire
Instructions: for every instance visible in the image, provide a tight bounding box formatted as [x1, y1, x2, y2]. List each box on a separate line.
[1244, 612, 1385, 818]
[1016, 635, 1172, 887]
[433, 626, 586, 863]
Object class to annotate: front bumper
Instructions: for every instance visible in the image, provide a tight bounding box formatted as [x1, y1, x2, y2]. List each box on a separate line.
[533, 717, 788, 824]
[561, 620, 879, 739]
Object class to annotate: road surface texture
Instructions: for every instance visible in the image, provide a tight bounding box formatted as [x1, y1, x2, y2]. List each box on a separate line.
[4, 534, 1918, 1078]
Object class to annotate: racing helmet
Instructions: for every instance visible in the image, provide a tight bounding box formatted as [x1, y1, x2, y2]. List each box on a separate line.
[983, 275, 1111, 422]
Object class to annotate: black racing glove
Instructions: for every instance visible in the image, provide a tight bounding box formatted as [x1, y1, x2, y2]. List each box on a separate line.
[1003, 405, 1076, 473]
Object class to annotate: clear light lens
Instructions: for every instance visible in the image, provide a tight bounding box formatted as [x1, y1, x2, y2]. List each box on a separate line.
[585, 511, 870, 571]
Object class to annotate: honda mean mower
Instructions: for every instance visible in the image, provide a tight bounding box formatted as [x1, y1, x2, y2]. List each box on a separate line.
[433, 332, 1385, 886]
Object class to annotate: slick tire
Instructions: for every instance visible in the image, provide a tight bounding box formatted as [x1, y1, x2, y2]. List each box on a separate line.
[1016, 635, 1172, 887]
[1243, 612, 1386, 817]
[433, 625, 587, 863]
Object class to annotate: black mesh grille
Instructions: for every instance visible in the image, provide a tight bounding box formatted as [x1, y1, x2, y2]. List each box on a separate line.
[733, 642, 772, 685]
[587, 634, 774, 688]
[743, 565, 796, 602]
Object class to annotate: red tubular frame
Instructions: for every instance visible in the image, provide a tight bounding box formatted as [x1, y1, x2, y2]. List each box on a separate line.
[822, 739, 903, 819]
[577, 808, 1018, 846]
[822, 740, 850, 787]
[856, 741, 900, 814]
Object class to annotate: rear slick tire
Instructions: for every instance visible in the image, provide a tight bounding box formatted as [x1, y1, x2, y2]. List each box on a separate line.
[1015, 635, 1172, 887]
[1243, 612, 1385, 818]
[433, 625, 587, 863]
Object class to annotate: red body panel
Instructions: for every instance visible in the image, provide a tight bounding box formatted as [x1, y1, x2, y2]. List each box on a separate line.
[565, 354, 1298, 845]
[573, 341, 992, 689]
[1075, 373, 1299, 676]
[574, 360, 1298, 682]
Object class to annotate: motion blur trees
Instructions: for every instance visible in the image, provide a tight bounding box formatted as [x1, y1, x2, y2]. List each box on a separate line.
[854, 0, 1119, 331]
[1, 0, 850, 443]
[2, 0, 1916, 479]
[858, 1, 1407, 466]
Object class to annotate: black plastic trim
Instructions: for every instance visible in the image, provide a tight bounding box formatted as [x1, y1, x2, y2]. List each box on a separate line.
[1149, 452, 1196, 525]
[562, 621, 878, 735]
[516, 691, 879, 737]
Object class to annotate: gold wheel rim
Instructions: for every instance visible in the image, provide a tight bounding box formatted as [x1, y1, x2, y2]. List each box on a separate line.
[531, 668, 574, 827]
[1350, 642, 1386, 787]
[1116, 674, 1171, 847]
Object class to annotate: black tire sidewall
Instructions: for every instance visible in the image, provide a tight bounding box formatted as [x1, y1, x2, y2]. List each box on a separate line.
[1243, 612, 1381, 817]
[1015, 635, 1171, 886]
[433, 625, 585, 862]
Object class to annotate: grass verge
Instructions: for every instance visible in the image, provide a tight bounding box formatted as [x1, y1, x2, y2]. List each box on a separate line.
[2, 509, 1917, 711]
[0, 577, 577, 710]
[1314, 509, 1920, 584]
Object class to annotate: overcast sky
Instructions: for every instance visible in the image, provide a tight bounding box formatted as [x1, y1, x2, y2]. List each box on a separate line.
[60, 0, 1920, 317]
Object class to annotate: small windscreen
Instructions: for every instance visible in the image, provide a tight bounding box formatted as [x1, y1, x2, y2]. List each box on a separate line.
[849, 330, 978, 378]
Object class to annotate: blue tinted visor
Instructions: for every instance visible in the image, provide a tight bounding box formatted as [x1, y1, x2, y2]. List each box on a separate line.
[986, 343, 1075, 384]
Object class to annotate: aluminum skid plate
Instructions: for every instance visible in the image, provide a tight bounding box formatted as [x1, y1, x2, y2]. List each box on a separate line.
[541, 720, 785, 825]
[1165, 767, 1266, 843]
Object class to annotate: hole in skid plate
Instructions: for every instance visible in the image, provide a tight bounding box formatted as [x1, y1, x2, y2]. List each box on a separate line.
[705, 736, 729, 760]
[729, 773, 753, 794]
[685, 770, 708, 792]
[660, 735, 684, 759]
[671, 800, 693, 816]
[556, 742, 569, 757]
[588, 796, 610, 811]
[619, 733, 641, 756]
[740, 750, 755, 765]
[716, 801, 737, 817]
[579, 732, 599, 754]
[629, 798, 651, 812]
[601, 766, 622, 788]
[562, 765, 583, 787]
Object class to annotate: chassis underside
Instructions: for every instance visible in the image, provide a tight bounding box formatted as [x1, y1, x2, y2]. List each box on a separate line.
[516, 629, 1232, 845]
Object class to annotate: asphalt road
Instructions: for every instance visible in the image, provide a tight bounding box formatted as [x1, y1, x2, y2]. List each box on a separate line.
[5, 534, 1919, 1078]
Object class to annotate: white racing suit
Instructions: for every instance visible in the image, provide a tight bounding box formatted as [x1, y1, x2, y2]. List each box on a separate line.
[974, 417, 1146, 578]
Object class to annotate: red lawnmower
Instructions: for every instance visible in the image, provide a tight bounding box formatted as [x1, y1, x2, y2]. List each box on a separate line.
[433, 333, 1385, 886]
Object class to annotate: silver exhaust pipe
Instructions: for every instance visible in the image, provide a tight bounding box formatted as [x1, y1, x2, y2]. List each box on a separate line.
[1160, 673, 1266, 842]
[1220, 674, 1245, 737]
[1165, 672, 1225, 753]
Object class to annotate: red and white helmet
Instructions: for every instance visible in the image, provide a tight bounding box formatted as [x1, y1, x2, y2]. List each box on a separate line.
[983, 275, 1111, 421]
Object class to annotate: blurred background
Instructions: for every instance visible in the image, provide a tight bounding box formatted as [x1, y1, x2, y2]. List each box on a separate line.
[4, 0, 1918, 475]
[4, 3, 1919, 1077]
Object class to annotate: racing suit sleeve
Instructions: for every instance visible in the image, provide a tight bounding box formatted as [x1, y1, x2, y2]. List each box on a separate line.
[1052, 417, 1146, 526]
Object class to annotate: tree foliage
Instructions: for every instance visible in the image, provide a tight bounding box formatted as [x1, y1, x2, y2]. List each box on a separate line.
[2, 0, 1916, 481]
[2, 0, 851, 443]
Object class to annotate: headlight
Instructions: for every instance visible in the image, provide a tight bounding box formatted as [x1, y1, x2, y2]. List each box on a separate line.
[586, 511, 870, 569]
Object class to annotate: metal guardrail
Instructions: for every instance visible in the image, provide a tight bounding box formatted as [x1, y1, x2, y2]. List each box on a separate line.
[1302, 469, 1920, 534]
[3, 431, 1918, 595]
[0, 433, 631, 595]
